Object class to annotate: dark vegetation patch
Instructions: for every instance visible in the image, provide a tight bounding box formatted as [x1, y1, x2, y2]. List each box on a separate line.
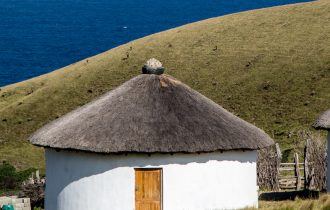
[0, 161, 36, 192]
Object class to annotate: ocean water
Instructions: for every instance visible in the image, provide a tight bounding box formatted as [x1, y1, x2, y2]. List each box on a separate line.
[0, 0, 311, 87]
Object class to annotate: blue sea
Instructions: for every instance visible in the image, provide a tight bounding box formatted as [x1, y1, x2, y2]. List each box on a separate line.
[0, 0, 311, 87]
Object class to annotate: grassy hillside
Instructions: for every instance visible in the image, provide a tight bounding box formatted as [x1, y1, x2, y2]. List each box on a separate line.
[0, 0, 329, 170]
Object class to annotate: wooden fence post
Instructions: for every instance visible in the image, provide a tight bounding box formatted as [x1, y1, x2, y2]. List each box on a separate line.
[276, 143, 282, 189]
[276, 143, 282, 160]
[304, 139, 310, 190]
[294, 153, 301, 190]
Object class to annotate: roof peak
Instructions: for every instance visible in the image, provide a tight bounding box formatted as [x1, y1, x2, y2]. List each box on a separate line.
[142, 58, 164, 75]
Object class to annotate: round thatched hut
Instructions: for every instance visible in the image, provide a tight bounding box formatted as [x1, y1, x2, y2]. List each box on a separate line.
[313, 108, 330, 192]
[30, 59, 274, 210]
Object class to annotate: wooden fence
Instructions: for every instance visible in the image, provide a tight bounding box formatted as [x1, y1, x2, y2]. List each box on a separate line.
[257, 137, 327, 191]
[278, 153, 304, 190]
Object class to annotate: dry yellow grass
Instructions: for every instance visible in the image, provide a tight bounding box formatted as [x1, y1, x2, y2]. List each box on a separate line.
[243, 194, 330, 210]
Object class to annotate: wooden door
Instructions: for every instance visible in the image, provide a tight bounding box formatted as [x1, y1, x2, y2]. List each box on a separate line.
[135, 168, 162, 210]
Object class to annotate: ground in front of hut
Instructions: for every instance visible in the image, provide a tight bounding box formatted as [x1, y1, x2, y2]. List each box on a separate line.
[243, 194, 330, 210]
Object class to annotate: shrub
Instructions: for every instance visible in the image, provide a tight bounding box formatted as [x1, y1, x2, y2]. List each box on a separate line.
[16, 168, 37, 182]
[0, 161, 17, 189]
[0, 161, 37, 190]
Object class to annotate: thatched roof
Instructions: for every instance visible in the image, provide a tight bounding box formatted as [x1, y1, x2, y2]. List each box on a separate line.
[313, 109, 330, 130]
[30, 65, 274, 153]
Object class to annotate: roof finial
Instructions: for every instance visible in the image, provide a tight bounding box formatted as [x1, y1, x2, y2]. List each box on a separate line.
[142, 58, 164, 75]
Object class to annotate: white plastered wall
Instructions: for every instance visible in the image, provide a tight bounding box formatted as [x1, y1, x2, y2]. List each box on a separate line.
[45, 148, 258, 210]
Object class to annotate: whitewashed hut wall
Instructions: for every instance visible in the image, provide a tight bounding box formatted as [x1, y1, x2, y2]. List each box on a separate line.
[45, 149, 258, 210]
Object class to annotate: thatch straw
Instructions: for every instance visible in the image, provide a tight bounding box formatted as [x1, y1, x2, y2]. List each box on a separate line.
[313, 109, 330, 130]
[30, 74, 274, 154]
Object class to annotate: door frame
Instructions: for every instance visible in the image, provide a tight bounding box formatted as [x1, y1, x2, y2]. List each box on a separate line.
[134, 168, 163, 210]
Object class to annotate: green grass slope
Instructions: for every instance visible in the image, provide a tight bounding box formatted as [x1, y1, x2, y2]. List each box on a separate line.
[0, 0, 329, 170]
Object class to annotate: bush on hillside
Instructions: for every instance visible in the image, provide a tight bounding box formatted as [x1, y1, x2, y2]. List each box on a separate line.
[0, 161, 37, 190]
[16, 168, 38, 182]
[0, 161, 17, 189]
